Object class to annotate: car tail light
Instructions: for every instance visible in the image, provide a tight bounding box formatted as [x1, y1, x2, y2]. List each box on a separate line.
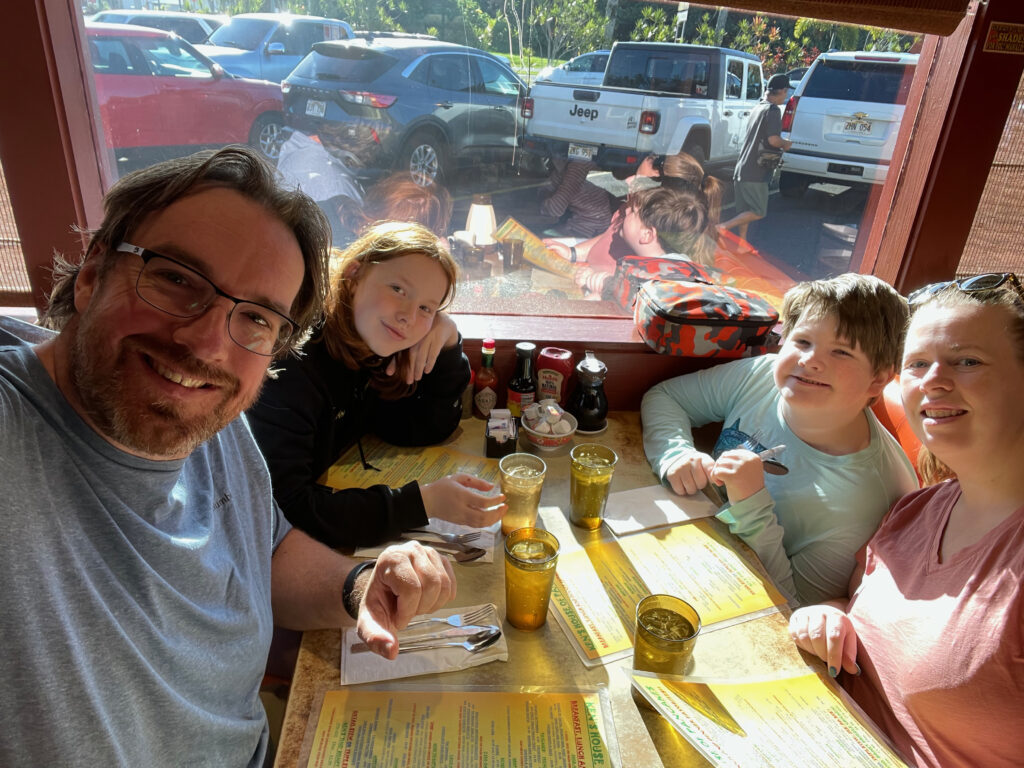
[639, 110, 659, 134]
[781, 96, 798, 132]
[522, 97, 534, 119]
[340, 91, 396, 108]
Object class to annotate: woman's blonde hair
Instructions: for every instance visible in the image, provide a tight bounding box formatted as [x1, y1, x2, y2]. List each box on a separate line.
[323, 220, 458, 399]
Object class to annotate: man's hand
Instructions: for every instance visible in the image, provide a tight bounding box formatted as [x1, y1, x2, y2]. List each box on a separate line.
[356, 541, 457, 659]
[401, 311, 459, 385]
[708, 449, 766, 503]
[789, 604, 859, 677]
[421, 473, 506, 527]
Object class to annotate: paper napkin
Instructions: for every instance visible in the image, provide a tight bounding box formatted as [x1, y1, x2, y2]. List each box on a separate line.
[340, 603, 508, 685]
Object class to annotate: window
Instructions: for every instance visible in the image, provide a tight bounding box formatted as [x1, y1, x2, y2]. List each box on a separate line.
[746, 62, 763, 99]
[6, 0, 1016, 347]
[726, 59, 744, 98]
[426, 54, 473, 92]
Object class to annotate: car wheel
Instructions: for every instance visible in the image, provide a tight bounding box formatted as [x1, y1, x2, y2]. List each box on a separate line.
[779, 171, 809, 199]
[249, 113, 284, 162]
[401, 131, 447, 186]
[682, 141, 707, 167]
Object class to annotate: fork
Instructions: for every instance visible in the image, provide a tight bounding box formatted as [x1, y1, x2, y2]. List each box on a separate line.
[398, 627, 501, 654]
[406, 604, 492, 629]
[406, 528, 482, 546]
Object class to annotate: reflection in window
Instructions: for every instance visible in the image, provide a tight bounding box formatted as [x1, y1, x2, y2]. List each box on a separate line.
[78, 4, 929, 322]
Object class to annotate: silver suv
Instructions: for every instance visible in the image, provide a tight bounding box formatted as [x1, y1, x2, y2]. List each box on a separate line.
[779, 51, 918, 197]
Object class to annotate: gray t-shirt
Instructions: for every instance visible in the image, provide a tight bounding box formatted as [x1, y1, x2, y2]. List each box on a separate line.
[0, 342, 291, 767]
[734, 100, 783, 184]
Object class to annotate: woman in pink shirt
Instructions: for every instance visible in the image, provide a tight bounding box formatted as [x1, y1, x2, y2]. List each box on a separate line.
[789, 273, 1024, 768]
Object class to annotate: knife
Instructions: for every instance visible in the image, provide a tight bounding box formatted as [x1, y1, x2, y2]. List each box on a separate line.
[349, 625, 495, 654]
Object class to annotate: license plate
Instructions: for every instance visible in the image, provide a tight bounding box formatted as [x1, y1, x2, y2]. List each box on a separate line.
[567, 142, 596, 161]
[827, 162, 864, 177]
[305, 99, 326, 118]
[842, 119, 872, 135]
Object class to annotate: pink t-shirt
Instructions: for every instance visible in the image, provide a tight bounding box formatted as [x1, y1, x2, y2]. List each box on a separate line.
[845, 480, 1024, 767]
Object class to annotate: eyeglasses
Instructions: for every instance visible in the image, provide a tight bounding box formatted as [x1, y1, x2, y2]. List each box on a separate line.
[907, 272, 1023, 306]
[115, 242, 298, 357]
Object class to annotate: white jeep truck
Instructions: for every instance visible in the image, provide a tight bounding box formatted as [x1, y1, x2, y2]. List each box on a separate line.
[522, 42, 765, 173]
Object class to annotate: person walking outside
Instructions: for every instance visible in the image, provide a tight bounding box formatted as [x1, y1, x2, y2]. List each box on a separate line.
[720, 73, 793, 244]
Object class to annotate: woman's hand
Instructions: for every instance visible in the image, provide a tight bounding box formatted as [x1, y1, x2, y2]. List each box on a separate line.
[401, 311, 459, 385]
[664, 451, 717, 496]
[420, 473, 506, 528]
[789, 604, 860, 677]
[542, 239, 572, 260]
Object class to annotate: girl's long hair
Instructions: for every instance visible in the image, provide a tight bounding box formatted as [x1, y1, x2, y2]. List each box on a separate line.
[323, 221, 457, 399]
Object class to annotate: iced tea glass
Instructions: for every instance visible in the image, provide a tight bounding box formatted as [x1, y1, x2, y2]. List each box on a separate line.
[499, 453, 547, 535]
[569, 443, 618, 529]
[504, 528, 560, 630]
[633, 594, 701, 677]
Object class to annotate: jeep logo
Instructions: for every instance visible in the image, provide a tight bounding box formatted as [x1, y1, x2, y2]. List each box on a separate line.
[570, 104, 598, 120]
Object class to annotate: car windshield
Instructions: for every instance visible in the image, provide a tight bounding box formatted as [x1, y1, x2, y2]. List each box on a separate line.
[802, 60, 915, 104]
[208, 18, 274, 51]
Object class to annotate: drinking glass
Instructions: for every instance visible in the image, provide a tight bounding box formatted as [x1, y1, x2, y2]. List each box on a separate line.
[569, 443, 618, 529]
[499, 453, 546, 535]
[504, 528, 559, 630]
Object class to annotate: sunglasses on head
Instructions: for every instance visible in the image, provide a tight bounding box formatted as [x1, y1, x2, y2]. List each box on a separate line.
[907, 272, 1023, 305]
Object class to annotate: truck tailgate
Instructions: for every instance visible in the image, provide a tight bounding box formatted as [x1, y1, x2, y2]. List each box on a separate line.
[527, 83, 649, 154]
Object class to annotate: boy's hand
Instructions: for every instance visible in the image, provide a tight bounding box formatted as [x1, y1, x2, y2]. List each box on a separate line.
[708, 449, 766, 502]
[789, 604, 859, 677]
[664, 451, 716, 496]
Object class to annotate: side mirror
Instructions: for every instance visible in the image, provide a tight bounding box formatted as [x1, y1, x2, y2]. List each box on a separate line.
[267, 42, 286, 56]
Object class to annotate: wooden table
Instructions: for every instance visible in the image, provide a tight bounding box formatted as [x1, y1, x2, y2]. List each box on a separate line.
[273, 412, 810, 767]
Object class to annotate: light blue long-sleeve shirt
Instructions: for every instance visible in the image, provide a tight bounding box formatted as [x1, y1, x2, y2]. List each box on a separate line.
[641, 355, 918, 605]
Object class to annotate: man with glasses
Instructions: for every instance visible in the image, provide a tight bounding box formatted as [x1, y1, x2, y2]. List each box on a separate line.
[0, 147, 455, 767]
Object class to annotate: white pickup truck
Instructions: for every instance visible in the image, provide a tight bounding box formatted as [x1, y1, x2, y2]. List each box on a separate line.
[522, 42, 765, 173]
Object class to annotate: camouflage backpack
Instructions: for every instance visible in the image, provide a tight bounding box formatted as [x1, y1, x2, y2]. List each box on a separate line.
[633, 278, 780, 358]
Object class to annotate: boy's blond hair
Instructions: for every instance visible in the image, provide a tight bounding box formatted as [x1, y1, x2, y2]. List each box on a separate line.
[780, 273, 908, 374]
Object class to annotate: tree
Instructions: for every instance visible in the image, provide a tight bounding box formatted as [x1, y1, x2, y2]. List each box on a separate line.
[631, 7, 674, 43]
[526, 0, 605, 63]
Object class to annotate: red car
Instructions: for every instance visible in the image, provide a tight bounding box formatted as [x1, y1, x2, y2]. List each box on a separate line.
[86, 23, 284, 169]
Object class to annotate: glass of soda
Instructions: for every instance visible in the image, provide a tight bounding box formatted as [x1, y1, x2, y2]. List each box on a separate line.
[499, 453, 547, 535]
[504, 528, 560, 630]
[569, 443, 618, 529]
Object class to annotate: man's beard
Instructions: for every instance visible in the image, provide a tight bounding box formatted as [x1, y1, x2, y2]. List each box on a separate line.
[68, 317, 252, 459]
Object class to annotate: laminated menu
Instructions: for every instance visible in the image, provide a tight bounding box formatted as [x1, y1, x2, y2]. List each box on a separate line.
[301, 686, 620, 768]
[320, 435, 500, 490]
[494, 216, 577, 278]
[630, 670, 909, 767]
[550, 519, 787, 666]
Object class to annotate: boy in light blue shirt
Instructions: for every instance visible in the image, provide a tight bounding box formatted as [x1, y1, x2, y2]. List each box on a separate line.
[642, 273, 918, 605]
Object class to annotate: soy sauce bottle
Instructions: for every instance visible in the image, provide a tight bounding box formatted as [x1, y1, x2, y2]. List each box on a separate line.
[566, 350, 608, 433]
[506, 342, 537, 419]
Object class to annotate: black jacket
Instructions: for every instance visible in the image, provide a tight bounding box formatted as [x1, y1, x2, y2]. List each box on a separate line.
[248, 333, 470, 547]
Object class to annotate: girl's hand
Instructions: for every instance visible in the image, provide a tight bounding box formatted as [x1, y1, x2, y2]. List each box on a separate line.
[403, 311, 459, 385]
[709, 449, 766, 503]
[789, 604, 860, 677]
[664, 451, 717, 496]
[420, 474, 506, 528]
